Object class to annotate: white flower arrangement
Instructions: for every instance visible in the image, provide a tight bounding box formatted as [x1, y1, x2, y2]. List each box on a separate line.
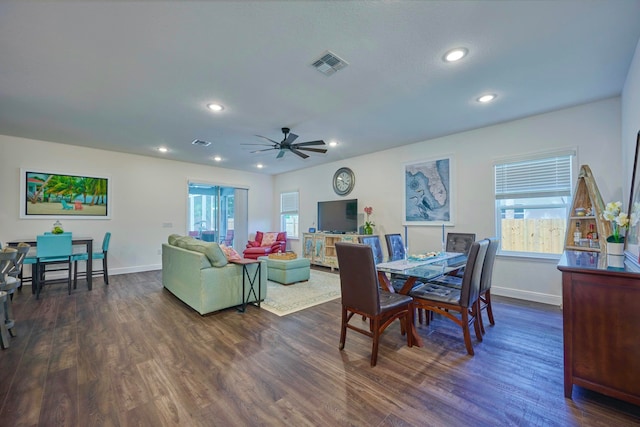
[603, 201, 629, 243]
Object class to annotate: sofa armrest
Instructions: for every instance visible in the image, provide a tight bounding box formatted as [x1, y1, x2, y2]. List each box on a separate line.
[271, 241, 286, 253]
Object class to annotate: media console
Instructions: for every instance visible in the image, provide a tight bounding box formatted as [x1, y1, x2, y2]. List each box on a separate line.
[302, 232, 368, 270]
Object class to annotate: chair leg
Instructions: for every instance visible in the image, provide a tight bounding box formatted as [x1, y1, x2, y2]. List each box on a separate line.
[478, 298, 486, 335]
[371, 317, 381, 367]
[73, 261, 78, 289]
[460, 310, 475, 356]
[485, 290, 495, 326]
[0, 293, 9, 349]
[339, 307, 348, 350]
[472, 302, 483, 342]
[103, 255, 109, 285]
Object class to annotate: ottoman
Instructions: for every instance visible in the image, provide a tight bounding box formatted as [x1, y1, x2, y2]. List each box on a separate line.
[259, 256, 311, 285]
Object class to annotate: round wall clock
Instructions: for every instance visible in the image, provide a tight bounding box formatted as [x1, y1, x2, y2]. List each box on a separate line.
[333, 167, 355, 196]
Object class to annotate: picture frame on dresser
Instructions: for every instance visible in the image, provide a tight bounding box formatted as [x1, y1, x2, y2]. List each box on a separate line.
[624, 131, 640, 266]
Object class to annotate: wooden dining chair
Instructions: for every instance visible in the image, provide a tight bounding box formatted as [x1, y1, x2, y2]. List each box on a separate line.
[335, 242, 413, 366]
[73, 232, 111, 287]
[409, 239, 489, 356]
[35, 234, 73, 298]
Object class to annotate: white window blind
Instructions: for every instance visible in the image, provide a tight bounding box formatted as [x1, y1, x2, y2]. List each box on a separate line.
[281, 191, 298, 213]
[495, 155, 573, 199]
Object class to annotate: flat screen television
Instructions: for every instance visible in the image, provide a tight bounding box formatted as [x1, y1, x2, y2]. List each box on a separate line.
[317, 199, 358, 233]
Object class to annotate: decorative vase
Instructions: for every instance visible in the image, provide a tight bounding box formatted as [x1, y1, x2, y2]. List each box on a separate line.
[607, 241, 624, 255]
[364, 224, 373, 235]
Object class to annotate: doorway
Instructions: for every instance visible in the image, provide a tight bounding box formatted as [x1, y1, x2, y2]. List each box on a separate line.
[187, 182, 248, 250]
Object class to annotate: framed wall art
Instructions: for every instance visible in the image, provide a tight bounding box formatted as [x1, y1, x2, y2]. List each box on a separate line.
[403, 156, 454, 226]
[20, 168, 111, 219]
[625, 130, 640, 265]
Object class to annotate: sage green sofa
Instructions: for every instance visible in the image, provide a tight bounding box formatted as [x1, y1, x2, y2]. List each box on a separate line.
[162, 235, 267, 315]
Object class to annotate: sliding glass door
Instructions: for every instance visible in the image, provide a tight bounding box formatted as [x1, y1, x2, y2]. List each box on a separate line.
[187, 182, 248, 250]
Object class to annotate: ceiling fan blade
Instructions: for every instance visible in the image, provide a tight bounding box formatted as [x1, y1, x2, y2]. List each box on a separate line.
[290, 147, 309, 159]
[283, 133, 299, 144]
[276, 149, 286, 159]
[250, 148, 277, 153]
[255, 135, 280, 144]
[295, 147, 327, 154]
[241, 143, 275, 146]
[294, 140, 325, 147]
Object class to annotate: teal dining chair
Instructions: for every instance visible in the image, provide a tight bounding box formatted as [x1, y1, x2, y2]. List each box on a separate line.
[35, 233, 73, 298]
[73, 232, 111, 287]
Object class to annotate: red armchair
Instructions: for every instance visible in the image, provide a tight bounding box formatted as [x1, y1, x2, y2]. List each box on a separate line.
[243, 231, 286, 259]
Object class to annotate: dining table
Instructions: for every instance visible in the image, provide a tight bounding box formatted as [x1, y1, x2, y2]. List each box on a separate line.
[7, 236, 95, 292]
[376, 252, 467, 347]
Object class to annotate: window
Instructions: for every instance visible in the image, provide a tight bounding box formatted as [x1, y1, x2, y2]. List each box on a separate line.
[280, 191, 299, 239]
[495, 151, 575, 257]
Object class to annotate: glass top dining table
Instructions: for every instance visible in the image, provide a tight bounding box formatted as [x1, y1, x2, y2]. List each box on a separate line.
[376, 252, 467, 294]
[376, 252, 467, 347]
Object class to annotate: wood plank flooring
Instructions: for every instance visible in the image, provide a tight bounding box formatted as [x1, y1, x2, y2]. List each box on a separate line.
[1, 271, 639, 426]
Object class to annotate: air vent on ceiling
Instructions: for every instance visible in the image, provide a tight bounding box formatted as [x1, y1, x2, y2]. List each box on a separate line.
[192, 139, 211, 147]
[311, 50, 348, 76]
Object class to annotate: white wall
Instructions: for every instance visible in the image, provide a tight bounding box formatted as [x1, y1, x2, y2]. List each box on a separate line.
[622, 37, 640, 200]
[0, 135, 275, 274]
[275, 98, 622, 305]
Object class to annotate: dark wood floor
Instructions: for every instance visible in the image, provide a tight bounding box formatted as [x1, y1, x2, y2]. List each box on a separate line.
[1, 271, 639, 427]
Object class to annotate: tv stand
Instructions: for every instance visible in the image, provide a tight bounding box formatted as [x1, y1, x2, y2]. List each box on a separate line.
[303, 232, 368, 270]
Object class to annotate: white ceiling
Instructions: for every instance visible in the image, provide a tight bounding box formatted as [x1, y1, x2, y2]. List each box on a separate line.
[1, 1, 639, 175]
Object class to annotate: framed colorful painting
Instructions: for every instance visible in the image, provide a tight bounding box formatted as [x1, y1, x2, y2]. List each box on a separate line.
[20, 168, 111, 219]
[403, 156, 454, 226]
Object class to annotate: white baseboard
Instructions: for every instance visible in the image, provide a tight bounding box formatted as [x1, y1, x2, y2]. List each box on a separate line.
[492, 285, 561, 306]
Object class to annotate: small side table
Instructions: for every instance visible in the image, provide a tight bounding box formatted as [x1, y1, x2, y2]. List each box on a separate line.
[230, 258, 262, 312]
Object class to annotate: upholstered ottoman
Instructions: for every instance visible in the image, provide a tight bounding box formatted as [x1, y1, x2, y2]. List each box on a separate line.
[259, 256, 310, 285]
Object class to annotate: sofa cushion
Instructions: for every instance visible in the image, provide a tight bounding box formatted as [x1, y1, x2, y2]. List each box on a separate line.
[175, 237, 228, 267]
[220, 244, 242, 261]
[168, 234, 182, 246]
[261, 232, 278, 247]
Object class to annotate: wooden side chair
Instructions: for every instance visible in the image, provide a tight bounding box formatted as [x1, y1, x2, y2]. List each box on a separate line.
[409, 239, 489, 356]
[428, 237, 500, 334]
[335, 242, 413, 366]
[35, 234, 73, 298]
[0, 249, 19, 339]
[73, 232, 111, 287]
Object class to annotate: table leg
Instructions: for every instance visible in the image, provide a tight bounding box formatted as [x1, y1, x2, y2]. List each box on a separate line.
[86, 240, 93, 291]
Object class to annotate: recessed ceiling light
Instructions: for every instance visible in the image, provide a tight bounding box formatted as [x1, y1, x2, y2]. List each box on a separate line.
[443, 47, 468, 62]
[213, 156, 222, 162]
[158, 147, 168, 153]
[257, 163, 264, 169]
[477, 94, 497, 103]
[207, 103, 224, 112]
[329, 140, 338, 147]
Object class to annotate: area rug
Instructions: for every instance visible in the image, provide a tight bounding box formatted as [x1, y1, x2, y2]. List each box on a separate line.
[261, 269, 341, 316]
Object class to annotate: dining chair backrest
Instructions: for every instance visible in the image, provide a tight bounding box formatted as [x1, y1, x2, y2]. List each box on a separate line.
[446, 233, 476, 255]
[102, 232, 111, 253]
[8, 243, 30, 278]
[0, 249, 18, 285]
[336, 242, 381, 316]
[384, 233, 406, 261]
[36, 234, 73, 258]
[479, 237, 499, 294]
[458, 239, 489, 309]
[358, 235, 384, 265]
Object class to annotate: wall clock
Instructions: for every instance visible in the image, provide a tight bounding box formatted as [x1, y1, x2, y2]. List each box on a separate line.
[333, 167, 355, 196]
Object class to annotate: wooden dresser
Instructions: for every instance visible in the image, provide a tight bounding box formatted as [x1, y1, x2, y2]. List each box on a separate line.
[557, 251, 640, 406]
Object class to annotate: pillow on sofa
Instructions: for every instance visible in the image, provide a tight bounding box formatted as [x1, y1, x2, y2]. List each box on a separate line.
[261, 232, 278, 247]
[168, 234, 182, 246]
[220, 244, 242, 261]
[175, 238, 228, 267]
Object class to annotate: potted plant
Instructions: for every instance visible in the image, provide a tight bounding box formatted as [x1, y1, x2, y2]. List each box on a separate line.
[363, 206, 375, 235]
[602, 201, 629, 255]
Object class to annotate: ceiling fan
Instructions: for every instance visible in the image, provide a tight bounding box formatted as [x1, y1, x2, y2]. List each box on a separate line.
[242, 127, 327, 159]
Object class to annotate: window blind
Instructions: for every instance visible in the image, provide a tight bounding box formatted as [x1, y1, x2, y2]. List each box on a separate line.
[495, 155, 573, 199]
[281, 191, 298, 213]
